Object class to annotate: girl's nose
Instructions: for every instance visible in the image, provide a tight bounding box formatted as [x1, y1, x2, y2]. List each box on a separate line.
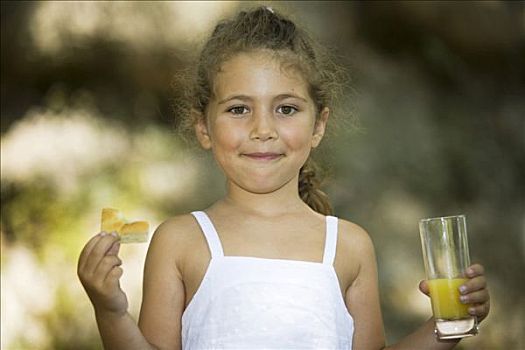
[249, 109, 278, 141]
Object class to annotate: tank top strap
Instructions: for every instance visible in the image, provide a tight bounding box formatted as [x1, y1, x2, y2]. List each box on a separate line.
[322, 215, 339, 266]
[191, 211, 224, 258]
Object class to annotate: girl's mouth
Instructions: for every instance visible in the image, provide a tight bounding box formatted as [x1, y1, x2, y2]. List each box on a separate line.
[242, 152, 283, 161]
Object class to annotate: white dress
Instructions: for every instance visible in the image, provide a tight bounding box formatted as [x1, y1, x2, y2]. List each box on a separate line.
[181, 211, 354, 349]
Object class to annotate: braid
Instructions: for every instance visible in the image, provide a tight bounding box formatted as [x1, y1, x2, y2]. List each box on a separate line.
[299, 158, 333, 215]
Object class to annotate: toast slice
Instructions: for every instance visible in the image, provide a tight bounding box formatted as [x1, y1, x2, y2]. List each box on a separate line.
[100, 208, 149, 243]
[119, 221, 149, 243]
[101, 208, 126, 234]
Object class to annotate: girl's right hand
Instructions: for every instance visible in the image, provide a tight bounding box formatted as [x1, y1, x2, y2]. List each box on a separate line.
[77, 232, 128, 316]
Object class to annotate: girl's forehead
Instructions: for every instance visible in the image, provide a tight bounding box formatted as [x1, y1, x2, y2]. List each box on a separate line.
[218, 50, 303, 75]
[213, 50, 310, 97]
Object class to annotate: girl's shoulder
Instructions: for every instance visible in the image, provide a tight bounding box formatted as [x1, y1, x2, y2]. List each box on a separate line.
[154, 213, 199, 237]
[329, 217, 376, 290]
[150, 213, 204, 250]
[337, 217, 372, 240]
[147, 213, 203, 269]
[336, 217, 376, 260]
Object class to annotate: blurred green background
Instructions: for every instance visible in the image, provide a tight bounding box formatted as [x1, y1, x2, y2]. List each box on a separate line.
[1, 1, 524, 349]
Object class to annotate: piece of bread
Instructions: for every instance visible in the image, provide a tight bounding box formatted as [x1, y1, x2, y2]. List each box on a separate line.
[100, 208, 149, 243]
[101, 208, 126, 233]
[120, 221, 149, 243]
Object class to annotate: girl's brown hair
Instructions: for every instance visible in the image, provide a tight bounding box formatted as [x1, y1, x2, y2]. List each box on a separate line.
[176, 6, 348, 215]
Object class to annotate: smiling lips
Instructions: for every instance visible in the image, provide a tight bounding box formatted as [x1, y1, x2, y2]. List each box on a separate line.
[242, 152, 283, 161]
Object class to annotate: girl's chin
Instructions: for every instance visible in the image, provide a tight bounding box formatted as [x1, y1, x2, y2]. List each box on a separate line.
[235, 179, 296, 195]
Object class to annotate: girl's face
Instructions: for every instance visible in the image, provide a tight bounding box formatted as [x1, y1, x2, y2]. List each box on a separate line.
[195, 50, 328, 195]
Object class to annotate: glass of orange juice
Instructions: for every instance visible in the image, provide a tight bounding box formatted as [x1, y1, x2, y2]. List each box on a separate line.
[419, 215, 478, 339]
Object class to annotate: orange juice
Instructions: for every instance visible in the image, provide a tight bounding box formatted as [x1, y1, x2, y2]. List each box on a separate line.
[428, 278, 469, 319]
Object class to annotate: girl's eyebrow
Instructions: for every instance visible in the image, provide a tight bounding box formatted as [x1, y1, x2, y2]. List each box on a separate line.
[217, 95, 251, 105]
[217, 93, 308, 105]
[274, 94, 308, 103]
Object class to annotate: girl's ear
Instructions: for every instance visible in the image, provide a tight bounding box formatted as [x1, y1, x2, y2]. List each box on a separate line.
[311, 107, 329, 149]
[194, 112, 212, 149]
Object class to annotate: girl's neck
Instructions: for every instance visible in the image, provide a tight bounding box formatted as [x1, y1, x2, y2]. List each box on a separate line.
[214, 176, 310, 218]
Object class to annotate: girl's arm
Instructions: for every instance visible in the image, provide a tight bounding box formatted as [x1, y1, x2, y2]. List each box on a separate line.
[94, 309, 159, 350]
[78, 219, 187, 350]
[384, 318, 460, 350]
[343, 223, 490, 350]
[138, 218, 187, 349]
[343, 223, 386, 349]
[78, 233, 158, 350]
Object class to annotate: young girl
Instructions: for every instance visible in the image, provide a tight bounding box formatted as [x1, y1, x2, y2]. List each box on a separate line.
[78, 7, 490, 350]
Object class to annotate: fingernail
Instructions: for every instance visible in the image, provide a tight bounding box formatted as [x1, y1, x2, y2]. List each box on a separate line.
[460, 295, 468, 303]
[110, 232, 118, 237]
[467, 268, 474, 275]
[100, 232, 107, 236]
[468, 307, 475, 314]
[459, 285, 468, 294]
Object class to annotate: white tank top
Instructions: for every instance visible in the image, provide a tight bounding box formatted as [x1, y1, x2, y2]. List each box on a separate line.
[182, 211, 354, 349]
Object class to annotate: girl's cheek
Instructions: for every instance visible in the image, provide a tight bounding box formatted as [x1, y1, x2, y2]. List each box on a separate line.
[280, 129, 315, 150]
[213, 122, 244, 147]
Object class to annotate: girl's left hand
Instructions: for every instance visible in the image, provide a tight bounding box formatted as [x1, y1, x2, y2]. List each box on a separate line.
[419, 263, 490, 323]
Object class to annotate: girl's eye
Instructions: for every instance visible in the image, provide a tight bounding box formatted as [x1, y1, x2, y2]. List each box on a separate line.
[227, 106, 249, 115]
[277, 105, 298, 116]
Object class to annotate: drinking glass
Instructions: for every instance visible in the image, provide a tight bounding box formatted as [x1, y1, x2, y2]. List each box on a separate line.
[419, 215, 478, 339]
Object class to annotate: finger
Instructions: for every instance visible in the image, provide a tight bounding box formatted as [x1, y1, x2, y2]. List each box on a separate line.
[465, 263, 485, 278]
[78, 233, 106, 273]
[107, 240, 121, 256]
[82, 233, 121, 276]
[104, 266, 124, 290]
[460, 276, 487, 294]
[418, 280, 430, 296]
[94, 254, 122, 274]
[468, 302, 490, 319]
[94, 254, 123, 282]
[460, 289, 490, 305]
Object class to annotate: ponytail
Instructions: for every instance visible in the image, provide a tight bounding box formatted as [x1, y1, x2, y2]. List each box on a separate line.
[298, 158, 333, 215]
